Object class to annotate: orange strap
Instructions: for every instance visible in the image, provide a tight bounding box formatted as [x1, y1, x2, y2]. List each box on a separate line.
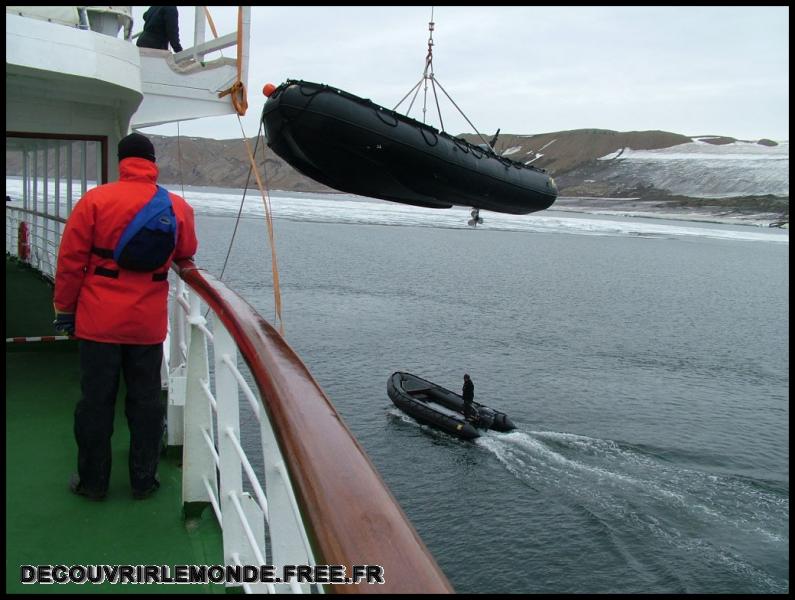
[239, 127, 283, 335]
[218, 81, 248, 116]
[210, 6, 247, 116]
[203, 6, 219, 38]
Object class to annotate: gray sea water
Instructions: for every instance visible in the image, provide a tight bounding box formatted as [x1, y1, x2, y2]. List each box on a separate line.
[187, 189, 788, 594]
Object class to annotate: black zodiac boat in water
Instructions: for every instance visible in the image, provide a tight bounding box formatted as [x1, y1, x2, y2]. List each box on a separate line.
[262, 80, 558, 215]
[387, 372, 516, 440]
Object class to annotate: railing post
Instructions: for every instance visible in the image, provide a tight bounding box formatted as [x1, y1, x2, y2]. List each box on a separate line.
[54, 142, 61, 221]
[54, 142, 63, 261]
[214, 320, 267, 579]
[41, 142, 54, 278]
[193, 7, 206, 64]
[170, 279, 189, 372]
[32, 145, 39, 271]
[66, 142, 73, 215]
[260, 412, 316, 593]
[22, 148, 29, 212]
[181, 292, 217, 509]
[166, 279, 188, 447]
[43, 141, 48, 220]
[6, 210, 18, 256]
[239, 7, 251, 89]
[80, 140, 87, 198]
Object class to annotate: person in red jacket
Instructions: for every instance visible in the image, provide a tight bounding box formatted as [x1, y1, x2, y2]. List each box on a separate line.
[54, 132, 198, 500]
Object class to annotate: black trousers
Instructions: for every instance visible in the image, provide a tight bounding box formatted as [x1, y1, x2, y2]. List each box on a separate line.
[463, 399, 474, 420]
[75, 340, 164, 494]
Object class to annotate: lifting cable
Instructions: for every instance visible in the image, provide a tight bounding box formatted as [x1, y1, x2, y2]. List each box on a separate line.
[176, 121, 186, 199]
[216, 122, 263, 282]
[393, 6, 495, 152]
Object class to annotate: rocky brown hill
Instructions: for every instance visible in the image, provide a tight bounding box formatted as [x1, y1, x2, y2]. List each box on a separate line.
[148, 129, 700, 191]
[148, 135, 337, 193]
[148, 131, 785, 208]
[459, 129, 693, 174]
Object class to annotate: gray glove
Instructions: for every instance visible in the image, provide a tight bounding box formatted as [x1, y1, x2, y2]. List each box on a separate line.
[54, 313, 75, 336]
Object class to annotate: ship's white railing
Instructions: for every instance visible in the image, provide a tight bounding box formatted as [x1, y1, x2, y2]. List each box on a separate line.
[6, 6, 132, 37]
[7, 5, 235, 64]
[167, 276, 316, 594]
[5, 207, 65, 282]
[6, 135, 105, 280]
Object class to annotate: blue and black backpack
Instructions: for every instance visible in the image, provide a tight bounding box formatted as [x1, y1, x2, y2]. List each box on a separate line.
[113, 186, 178, 271]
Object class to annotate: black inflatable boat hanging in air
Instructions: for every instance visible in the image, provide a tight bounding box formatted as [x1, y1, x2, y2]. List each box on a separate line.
[261, 79, 558, 215]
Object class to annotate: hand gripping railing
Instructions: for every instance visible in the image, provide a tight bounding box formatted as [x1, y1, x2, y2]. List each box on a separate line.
[169, 259, 453, 594]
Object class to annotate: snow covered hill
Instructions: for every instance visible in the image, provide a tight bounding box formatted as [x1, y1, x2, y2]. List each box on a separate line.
[594, 138, 788, 198]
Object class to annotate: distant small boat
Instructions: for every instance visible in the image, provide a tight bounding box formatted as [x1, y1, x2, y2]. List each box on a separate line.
[387, 372, 516, 440]
[262, 80, 558, 215]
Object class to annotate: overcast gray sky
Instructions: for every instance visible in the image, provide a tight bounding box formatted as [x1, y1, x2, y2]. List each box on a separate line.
[135, 6, 789, 141]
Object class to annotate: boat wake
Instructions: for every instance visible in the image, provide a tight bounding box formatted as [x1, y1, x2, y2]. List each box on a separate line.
[475, 428, 788, 592]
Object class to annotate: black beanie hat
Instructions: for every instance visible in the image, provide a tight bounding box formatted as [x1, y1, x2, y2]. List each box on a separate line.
[118, 132, 156, 163]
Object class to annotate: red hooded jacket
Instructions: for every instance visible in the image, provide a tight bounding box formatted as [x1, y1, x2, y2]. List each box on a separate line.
[54, 158, 198, 344]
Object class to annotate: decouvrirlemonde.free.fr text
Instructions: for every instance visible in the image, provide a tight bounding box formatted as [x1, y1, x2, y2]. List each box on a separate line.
[21, 564, 385, 585]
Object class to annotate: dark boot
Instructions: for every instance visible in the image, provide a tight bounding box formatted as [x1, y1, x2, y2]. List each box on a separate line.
[69, 473, 107, 500]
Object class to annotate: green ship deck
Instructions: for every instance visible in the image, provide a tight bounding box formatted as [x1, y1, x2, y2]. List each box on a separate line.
[5, 258, 223, 593]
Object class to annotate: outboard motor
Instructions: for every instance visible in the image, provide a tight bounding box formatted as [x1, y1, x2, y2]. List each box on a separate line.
[492, 412, 516, 432]
[475, 406, 496, 429]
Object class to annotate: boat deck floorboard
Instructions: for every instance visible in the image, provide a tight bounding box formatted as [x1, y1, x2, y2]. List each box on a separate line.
[6, 259, 223, 593]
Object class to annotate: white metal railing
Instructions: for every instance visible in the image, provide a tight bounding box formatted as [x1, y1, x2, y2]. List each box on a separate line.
[167, 278, 318, 594]
[6, 135, 103, 280]
[5, 207, 65, 282]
